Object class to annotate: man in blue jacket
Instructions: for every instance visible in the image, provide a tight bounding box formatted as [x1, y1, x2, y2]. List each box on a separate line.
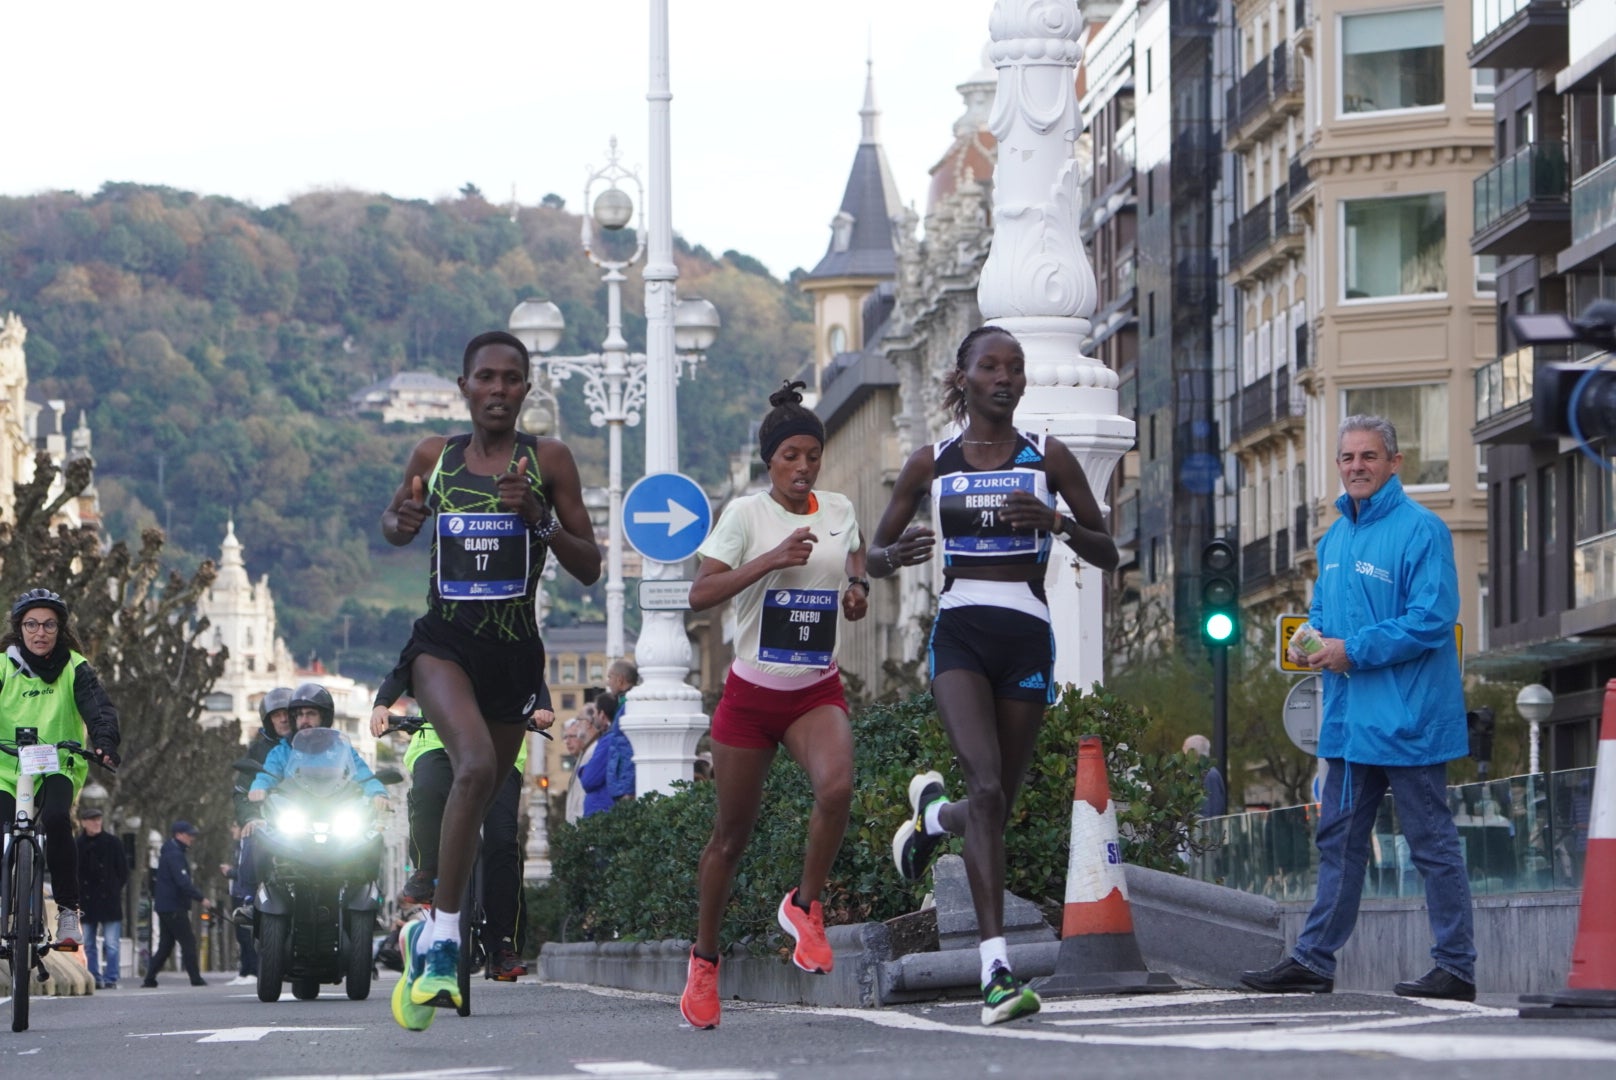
[1241, 415, 1476, 1001]
[142, 820, 212, 987]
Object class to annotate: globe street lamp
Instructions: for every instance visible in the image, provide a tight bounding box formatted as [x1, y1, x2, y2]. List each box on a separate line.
[508, 139, 719, 662]
[1516, 683, 1555, 774]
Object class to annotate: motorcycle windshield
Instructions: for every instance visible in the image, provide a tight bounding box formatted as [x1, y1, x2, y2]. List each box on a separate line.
[285, 727, 357, 798]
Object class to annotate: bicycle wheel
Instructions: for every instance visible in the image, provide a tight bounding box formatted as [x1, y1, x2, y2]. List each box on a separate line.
[10, 840, 37, 1032]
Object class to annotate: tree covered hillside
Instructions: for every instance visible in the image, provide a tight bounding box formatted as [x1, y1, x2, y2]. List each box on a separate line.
[0, 183, 812, 673]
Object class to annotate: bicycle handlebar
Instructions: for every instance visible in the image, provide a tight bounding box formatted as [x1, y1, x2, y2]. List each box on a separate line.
[0, 737, 117, 775]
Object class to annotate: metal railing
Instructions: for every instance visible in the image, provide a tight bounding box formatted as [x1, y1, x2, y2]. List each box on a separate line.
[1274, 528, 1291, 574]
[1296, 322, 1310, 371]
[1576, 530, 1616, 606]
[1474, 141, 1569, 235]
[1294, 504, 1309, 551]
[1190, 767, 1599, 901]
[1236, 56, 1272, 130]
[1289, 153, 1310, 195]
[1242, 535, 1273, 588]
[1474, 345, 1548, 423]
[1239, 373, 1274, 436]
[1570, 154, 1616, 248]
[1229, 197, 1274, 265]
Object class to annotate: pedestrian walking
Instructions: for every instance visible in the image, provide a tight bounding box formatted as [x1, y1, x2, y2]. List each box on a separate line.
[142, 820, 212, 987]
[1240, 414, 1476, 1001]
[76, 807, 128, 988]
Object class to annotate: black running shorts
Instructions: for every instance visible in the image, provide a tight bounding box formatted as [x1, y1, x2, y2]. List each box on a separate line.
[391, 610, 546, 725]
[927, 604, 1056, 704]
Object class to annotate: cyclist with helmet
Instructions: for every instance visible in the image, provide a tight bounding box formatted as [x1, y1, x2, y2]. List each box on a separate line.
[247, 682, 389, 811]
[0, 588, 121, 952]
[380, 330, 600, 1024]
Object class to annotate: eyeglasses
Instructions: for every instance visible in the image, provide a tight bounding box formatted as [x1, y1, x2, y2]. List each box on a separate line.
[21, 620, 59, 633]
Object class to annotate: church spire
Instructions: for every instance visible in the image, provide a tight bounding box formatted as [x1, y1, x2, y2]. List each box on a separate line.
[860, 57, 880, 146]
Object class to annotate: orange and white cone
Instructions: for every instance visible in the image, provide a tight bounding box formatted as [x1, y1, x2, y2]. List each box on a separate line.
[1032, 735, 1177, 996]
[1522, 679, 1616, 1018]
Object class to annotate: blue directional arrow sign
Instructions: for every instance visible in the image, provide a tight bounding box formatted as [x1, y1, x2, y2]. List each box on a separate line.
[621, 472, 712, 564]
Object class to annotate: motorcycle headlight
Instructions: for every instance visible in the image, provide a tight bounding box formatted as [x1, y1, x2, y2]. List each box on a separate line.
[276, 805, 310, 835]
[332, 805, 365, 838]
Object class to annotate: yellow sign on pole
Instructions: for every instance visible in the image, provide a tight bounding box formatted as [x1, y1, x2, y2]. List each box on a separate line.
[1275, 614, 1465, 676]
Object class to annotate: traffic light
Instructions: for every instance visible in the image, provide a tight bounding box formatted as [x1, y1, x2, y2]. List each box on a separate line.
[1201, 538, 1239, 647]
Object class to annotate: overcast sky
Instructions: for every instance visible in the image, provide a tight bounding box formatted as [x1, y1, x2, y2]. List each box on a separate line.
[6, 1, 1002, 280]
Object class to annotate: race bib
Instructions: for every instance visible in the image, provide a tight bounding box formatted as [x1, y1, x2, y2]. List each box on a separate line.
[19, 743, 58, 776]
[938, 470, 1049, 556]
[758, 588, 838, 666]
[437, 513, 529, 600]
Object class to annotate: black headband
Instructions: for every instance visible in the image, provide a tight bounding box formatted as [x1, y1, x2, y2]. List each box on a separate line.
[760, 416, 825, 464]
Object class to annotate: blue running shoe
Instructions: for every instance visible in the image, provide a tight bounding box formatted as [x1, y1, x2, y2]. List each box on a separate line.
[391, 918, 435, 1031]
[410, 937, 462, 1010]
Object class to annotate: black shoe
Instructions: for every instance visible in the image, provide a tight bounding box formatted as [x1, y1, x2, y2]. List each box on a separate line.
[141, 979, 158, 988]
[190, 977, 208, 986]
[1240, 958, 1333, 994]
[399, 870, 436, 908]
[1394, 967, 1475, 1002]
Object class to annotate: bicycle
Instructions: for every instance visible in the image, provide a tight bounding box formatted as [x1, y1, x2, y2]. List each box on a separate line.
[1, 727, 114, 1032]
[384, 712, 547, 1016]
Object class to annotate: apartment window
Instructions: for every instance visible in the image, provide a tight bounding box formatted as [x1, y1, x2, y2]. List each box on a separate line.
[1510, 476, 1528, 556]
[561, 692, 577, 711]
[1472, 69, 1496, 110]
[549, 656, 560, 682]
[1342, 193, 1446, 300]
[1540, 465, 1558, 547]
[561, 659, 577, 683]
[1343, 384, 1449, 485]
[588, 661, 604, 683]
[1340, 6, 1443, 115]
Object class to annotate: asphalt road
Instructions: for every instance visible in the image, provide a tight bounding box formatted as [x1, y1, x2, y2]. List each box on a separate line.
[6, 972, 1616, 1078]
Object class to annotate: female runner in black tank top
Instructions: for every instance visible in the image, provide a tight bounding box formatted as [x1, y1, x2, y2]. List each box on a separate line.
[867, 326, 1117, 1022]
[380, 331, 600, 1013]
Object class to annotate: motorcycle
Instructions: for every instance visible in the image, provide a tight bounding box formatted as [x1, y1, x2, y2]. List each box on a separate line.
[234, 728, 402, 1003]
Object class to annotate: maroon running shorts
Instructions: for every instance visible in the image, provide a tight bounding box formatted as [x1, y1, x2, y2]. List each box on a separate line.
[710, 667, 849, 749]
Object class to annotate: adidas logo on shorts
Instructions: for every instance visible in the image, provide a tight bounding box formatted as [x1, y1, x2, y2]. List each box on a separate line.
[1018, 672, 1047, 690]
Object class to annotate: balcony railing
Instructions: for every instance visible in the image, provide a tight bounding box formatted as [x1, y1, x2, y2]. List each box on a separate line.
[1474, 347, 1538, 424]
[1289, 153, 1310, 196]
[1239, 373, 1274, 436]
[1296, 322, 1310, 371]
[1229, 196, 1274, 266]
[1294, 504, 1309, 552]
[1474, 141, 1569, 235]
[1242, 536, 1273, 589]
[1236, 56, 1271, 130]
[1571, 154, 1616, 248]
[1576, 530, 1616, 606]
[1274, 528, 1291, 574]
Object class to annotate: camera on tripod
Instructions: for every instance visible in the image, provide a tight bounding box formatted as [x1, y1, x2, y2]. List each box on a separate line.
[1512, 300, 1616, 438]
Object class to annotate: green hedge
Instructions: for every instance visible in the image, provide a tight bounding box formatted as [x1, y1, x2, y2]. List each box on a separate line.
[545, 685, 1207, 953]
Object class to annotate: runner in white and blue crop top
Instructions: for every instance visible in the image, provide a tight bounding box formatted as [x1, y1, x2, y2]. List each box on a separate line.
[867, 325, 1118, 1022]
[677, 380, 868, 1030]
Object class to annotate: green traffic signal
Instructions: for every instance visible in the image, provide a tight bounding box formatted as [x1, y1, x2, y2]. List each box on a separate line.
[1204, 611, 1236, 643]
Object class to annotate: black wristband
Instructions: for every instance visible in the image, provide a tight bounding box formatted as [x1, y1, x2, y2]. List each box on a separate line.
[530, 515, 563, 541]
[847, 576, 871, 594]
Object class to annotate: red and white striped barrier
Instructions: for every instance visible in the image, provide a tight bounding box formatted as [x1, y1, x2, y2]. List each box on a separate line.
[1032, 735, 1176, 996]
[1521, 678, 1616, 1017]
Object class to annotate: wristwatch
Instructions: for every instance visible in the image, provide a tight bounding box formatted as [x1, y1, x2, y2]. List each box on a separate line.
[847, 577, 871, 594]
[1053, 512, 1073, 540]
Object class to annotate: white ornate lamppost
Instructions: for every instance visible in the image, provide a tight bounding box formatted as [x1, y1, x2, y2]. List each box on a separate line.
[980, 0, 1135, 690]
[508, 140, 719, 663]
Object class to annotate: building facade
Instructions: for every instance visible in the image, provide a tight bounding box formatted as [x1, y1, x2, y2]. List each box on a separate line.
[1471, 0, 1616, 771]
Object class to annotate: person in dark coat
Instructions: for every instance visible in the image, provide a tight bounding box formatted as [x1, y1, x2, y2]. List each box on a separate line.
[142, 820, 212, 987]
[76, 807, 128, 988]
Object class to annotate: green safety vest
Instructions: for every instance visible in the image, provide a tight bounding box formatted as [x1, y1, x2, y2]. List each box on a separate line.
[0, 651, 91, 796]
[403, 721, 529, 775]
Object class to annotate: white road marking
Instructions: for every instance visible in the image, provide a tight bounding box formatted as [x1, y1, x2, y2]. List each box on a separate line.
[130, 1025, 360, 1043]
[258, 1068, 778, 1080]
[776, 1004, 1616, 1061]
[1050, 1009, 1395, 1028]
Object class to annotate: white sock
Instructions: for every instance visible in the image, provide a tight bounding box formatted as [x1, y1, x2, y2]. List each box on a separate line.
[924, 799, 948, 836]
[979, 936, 1008, 987]
[430, 909, 461, 947]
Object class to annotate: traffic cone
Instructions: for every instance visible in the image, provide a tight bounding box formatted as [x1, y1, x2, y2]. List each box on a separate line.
[1521, 679, 1616, 1018]
[1031, 735, 1177, 996]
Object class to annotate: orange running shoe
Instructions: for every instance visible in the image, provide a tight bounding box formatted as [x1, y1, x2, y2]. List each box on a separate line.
[680, 948, 720, 1029]
[776, 888, 833, 974]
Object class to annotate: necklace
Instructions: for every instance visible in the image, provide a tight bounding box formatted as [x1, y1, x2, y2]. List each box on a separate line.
[960, 437, 1015, 445]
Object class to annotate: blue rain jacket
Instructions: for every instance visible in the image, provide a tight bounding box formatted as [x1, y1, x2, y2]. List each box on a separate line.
[1308, 474, 1467, 766]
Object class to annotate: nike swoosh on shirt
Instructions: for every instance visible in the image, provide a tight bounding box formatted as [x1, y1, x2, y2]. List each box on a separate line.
[828, 528, 846, 536]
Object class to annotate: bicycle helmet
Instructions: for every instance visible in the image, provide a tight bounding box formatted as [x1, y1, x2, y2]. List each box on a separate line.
[258, 686, 294, 734]
[11, 587, 68, 626]
[288, 682, 335, 727]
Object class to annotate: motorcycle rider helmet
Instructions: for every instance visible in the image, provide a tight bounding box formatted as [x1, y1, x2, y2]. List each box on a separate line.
[259, 686, 294, 734]
[288, 682, 335, 728]
[11, 587, 68, 629]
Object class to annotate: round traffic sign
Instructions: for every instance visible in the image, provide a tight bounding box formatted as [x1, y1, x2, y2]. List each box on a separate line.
[622, 472, 712, 564]
[1283, 674, 1322, 756]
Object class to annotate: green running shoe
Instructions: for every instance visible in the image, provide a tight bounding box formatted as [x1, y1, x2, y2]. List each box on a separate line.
[410, 937, 462, 1010]
[981, 964, 1041, 1026]
[391, 918, 435, 1031]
